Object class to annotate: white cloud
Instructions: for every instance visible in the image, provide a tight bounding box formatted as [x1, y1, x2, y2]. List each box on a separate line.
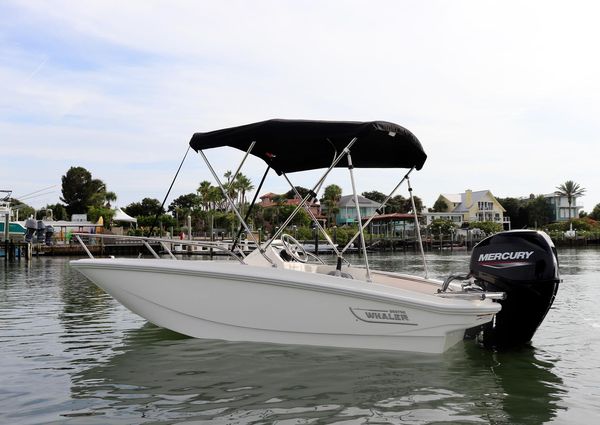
[1, 0, 599, 211]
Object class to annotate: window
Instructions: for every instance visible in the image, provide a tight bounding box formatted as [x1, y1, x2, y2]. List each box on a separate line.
[477, 201, 494, 211]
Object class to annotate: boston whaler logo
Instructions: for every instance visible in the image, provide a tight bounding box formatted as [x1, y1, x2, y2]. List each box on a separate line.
[478, 250, 534, 268]
[350, 308, 417, 325]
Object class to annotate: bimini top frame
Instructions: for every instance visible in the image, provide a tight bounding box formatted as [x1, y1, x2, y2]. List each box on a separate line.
[190, 119, 429, 276]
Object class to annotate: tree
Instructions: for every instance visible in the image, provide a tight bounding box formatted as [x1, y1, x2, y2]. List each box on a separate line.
[382, 194, 422, 214]
[207, 187, 224, 210]
[527, 195, 554, 228]
[60, 166, 107, 217]
[498, 196, 553, 229]
[555, 180, 586, 222]
[497, 197, 521, 226]
[197, 181, 225, 211]
[361, 191, 386, 204]
[567, 218, 592, 231]
[88, 206, 114, 226]
[432, 198, 448, 212]
[125, 198, 165, 218]
[104, 191, 117, 208]
[168, 193, 200, 213]
[387, 195, 406, 213]
[136, 214, 177, 229]
[10, 198, 35, 220]
[234, 173, 254, 213]
[404, 196, 423, 214]
[279, 205, 311, 227]
[223, 170, 237, 208]
[197, 181, 213, 211]
[590, 203, 600, 221]
[285, 186, 312, 200]
[44, 203, 68, 221]
[320, 184, 342, 226]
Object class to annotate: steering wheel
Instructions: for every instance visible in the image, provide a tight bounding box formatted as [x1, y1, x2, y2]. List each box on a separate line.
[281, 233, 308, 263]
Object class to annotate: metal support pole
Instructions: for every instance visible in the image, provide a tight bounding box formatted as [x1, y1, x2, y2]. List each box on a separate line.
[143, 240, 161, 259]
[198, 149, 271, 264]
[75, 235, 94, 259]
[232, 164, 270, 252]
[186, 215, 192, 240]
[264, 138, 358, 249]
[227, 141, 256, 192]
[341, 167, 414, 255]
[407, 176, 428, 278]
[282, 173, 344, 260]
[160, 241, 177, 260]
[347, 154, 371, 282]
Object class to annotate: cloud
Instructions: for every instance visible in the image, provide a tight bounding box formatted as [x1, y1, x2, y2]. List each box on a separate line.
[1, 0, 599, 211]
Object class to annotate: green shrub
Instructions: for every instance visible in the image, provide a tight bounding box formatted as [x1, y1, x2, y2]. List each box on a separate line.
[428, 219, 458, 235]
[468, 221, 502, 234]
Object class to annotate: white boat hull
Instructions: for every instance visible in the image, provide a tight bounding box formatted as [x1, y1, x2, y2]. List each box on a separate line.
[71, 258, 499, 354]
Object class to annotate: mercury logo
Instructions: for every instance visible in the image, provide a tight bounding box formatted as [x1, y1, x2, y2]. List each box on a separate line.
[478, 251, 534, 262]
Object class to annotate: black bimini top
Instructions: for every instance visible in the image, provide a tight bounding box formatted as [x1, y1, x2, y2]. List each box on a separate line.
[189, 119, 426, 175]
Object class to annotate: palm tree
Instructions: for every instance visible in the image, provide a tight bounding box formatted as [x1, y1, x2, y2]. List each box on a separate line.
[234, 173, 254, 215]
[223, 170, 237, 210]
[104, 191, 117, 208]
[208, 186, 224, 211]
[197, 181, 213, 211]
[555, 180, 586, 227]
[320, 184, 342, 227]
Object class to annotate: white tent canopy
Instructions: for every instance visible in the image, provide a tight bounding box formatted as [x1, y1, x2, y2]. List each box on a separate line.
[113, 208, 137, 224]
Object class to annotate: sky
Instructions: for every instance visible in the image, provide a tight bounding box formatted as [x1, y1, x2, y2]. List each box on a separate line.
[1, 0, 598, 213]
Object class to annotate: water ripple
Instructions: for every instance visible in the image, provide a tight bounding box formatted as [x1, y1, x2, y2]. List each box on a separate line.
[1, 251, 599, 424]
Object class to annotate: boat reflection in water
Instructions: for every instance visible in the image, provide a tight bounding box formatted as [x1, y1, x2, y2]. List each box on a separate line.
[68, 324, 565, 424]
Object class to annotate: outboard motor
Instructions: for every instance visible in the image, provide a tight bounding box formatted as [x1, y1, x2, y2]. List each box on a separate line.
[469, 230, 560, 349]
[44, 225, 54, 246]
[25, 218, 37, 243]
[36, 220, 46, 243]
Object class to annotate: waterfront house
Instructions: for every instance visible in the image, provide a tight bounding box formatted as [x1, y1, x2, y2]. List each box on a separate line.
[362, 213, 417, 238]
[335, 194, 380, 226]
[544, 192, 584, 222]
[425, 189, 510, 229]
[259, 192, 321, 217]
[259, 192, 324, 223]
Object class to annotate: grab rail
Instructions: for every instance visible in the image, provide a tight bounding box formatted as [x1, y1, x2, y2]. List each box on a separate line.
[72, 233, 246, 263]
[435, 292, 506, 301]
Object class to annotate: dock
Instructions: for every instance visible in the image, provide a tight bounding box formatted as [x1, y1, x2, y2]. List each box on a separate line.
[1, 237, 256, 260]
[1, 240, 32, 260]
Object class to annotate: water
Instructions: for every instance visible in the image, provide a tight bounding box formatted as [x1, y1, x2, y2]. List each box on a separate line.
[1, 249, 599, 424]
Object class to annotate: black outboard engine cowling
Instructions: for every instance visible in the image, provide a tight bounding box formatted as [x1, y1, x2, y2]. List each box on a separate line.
[469, 230, 559, 349]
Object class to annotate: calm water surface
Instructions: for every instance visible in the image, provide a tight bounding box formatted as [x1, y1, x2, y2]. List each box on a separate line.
[1, 249, 599, 424]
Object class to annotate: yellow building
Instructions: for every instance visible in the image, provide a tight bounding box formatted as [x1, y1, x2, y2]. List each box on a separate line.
[427, 189, 510, 229]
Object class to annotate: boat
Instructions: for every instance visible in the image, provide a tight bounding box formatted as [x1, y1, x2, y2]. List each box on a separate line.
[0, 221, 26, 236]
[0, 191, 26, 238]
[71, 119, 560, 353]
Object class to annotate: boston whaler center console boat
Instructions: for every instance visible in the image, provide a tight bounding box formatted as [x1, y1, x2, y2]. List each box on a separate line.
[71, 120, 559, 353]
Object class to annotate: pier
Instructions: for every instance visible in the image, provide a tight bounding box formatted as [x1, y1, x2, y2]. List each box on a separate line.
[1, 240, 32, 260]
[4, 231, 600, 262]
[1, 235, 256, 260]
